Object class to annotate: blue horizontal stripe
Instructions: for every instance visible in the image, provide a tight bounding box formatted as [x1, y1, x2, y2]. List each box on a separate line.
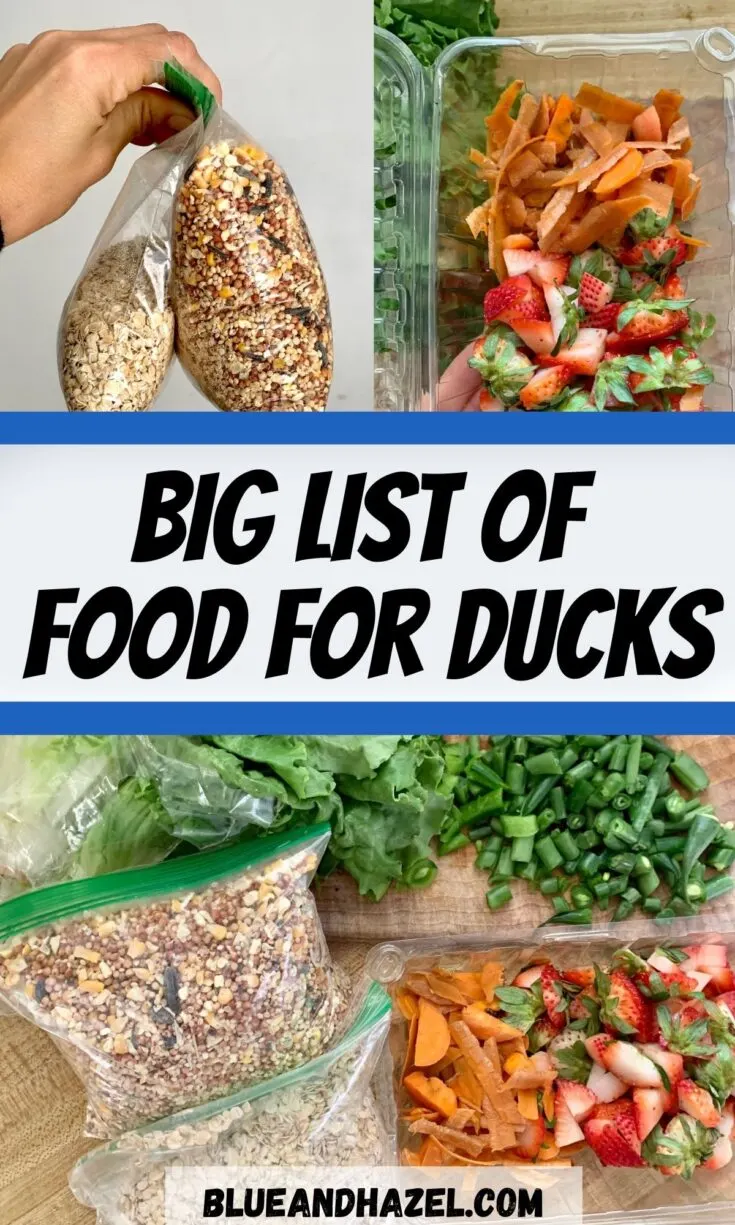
[0, 703, 732, 734]
[0, 412, 733, 445]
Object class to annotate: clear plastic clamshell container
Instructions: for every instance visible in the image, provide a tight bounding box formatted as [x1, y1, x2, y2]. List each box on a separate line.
[374, 28, 427, 412]
[425, 28, 735, 411]
[368, 914, 735, 1223]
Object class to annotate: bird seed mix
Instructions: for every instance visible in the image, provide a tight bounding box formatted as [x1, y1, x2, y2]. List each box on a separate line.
[0, 845, 347, 1138]
[59, 238, 174, 412]
[172, 140, 333, 412]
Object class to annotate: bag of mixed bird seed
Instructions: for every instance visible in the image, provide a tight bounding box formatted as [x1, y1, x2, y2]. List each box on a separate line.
[0, 826, 348, 1138]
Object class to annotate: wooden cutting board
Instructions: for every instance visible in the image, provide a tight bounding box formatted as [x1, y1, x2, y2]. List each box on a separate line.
[2, 734, 735, 1225]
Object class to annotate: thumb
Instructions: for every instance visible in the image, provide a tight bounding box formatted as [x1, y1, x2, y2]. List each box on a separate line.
[96, 86, 196, 164]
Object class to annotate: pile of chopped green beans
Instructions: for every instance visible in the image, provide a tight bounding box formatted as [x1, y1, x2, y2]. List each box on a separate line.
[438, 735, 735, 922]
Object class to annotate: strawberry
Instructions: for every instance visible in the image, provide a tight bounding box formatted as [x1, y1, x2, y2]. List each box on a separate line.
[633, 1087, 672, 1139]
[530, 1015, 560, 1048]
[584, 1101, 645, 1167]
[658, 969, 700, 993]
[675, 999, 708, 1029]
[513, 965, 544, 989]
[639, 1045, 684, 1087]
[514, 1116, 547, 1160]
[647, 951, 679, 974]
[579, 271, 613, 314]
[483, 279, 524, 323]
[503, 249, 570, 288]
[556, 1080, 597, 1122]
[683, 944, 728, 970]
[544, 283, 575, 343]
[619, 227, 687, 269]
[673, 388, 705, 412]
[603, 971, 649, 1038]
[601, 1041, 663, 1088]
[717, 1104, 735, 1138]
[717, 992, 735, 1025]
[678, 1078, 721, 1128]
[486, 274, 548, 325]
[660, 271, 686, 300]
[519, 364, 572, 410]
[554, 1097, 585, 1148]
[541, 963, 568, 1029]
[630, 270, 655, 293]
[508, 319, 556, 355]
[561, 967, 596, 990]
[570, 994, 594, 1021]
[702, 1134, 733, 1171]
[478, 388, 504, 412]
[586, 1034, 614, 1065]
[539, 328, 607, 376]
[606, 307, 688, 355]
[587, 1062, 626, 1103]
[585, 302, 621, 331]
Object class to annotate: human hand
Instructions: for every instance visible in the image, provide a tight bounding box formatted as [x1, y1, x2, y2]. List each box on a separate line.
[437, 340, 500, 411]
[0, 24, 221, 244]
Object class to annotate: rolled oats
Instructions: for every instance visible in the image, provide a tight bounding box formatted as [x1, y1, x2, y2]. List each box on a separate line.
[0, 831, 346, 1138]
[172, 137, 333, 412]
[70, 999, 393, 1225]
[59, 239, 174, 412]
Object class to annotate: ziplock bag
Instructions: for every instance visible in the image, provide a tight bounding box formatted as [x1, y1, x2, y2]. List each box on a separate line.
[70, 983, 395, 1225]
[0, 826, 347, 1138]
[0, 736, 275, 890]
[169, 66, 334, 412]
[57, 113, 205, 412]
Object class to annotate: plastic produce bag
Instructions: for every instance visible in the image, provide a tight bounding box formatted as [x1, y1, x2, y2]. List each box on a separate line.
[170, 68, 334, 412]
[70, 983, 394, 1225]
[0, 736, 275, 890]
[57, 116, 204, 412]
[0, 825, 347, 1137]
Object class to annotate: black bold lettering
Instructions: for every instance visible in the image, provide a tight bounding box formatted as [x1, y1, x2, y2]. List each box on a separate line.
[131, 471, 194, 562]
[213, 470, 278, 564]
[296, 472, 334, 561]
[557, 589, 616, 679]
[447, 590, 509, 679]
[420, 473, 467, 561]
[540, 471, 596, 560]
[265, 589, 321, 677]
[482, 470, 546, 562]
[505, 590, 563, 681]
[358, 473, 419, 562]
[664, 589, 724, 679]
[68, 587, 133, 679]
[368, 589, 430, 677]
[605, 588, 675, 678]
[183, 473, 220, 561]
[332, 473, 368, 560]
[128, 588, 194, 680]
[310, 588, 375, 679]
[23, 588, 79, 678]
[187, 590, 249, 679]
[203, 1188, 224, 1218]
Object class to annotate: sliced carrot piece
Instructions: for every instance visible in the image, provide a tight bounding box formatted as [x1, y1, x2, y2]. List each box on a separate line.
[485, 79, 524, 150]
[415, 997, 452, 1067]
[665, 157, 694, 206]
[539, 188, 588, 253]
[518, 1089, 540, 1121]
[580, 120, 614, 157]
[640, 149, 672, 174]
[667, 116, 691, 147]
[503, 1051, 528, 1075]
[461, 1007, 522, 1042]
[555, 144, 629, 191]
[547, 94, 575, 152]
[424, 972, 474, 1007]
[539, 1139, 561, 1160]
[653, 88, 684, 138]
[502, 94, 541, 162]
[465, 199, 493, 239]
[489, 194, 510, 278]
[421, 1136, 445, 1166]
[632, 105, 663, 143]
[542, 1084, 555, 1121]
[507, 150, 543, 189]
[594, 147, 645, 196]
[678, 232, 709, 249]
[403, 1013, 418, 1077]
[502, 233, 534, 250]
[617, 177, 673, 216]
[405, 1071, 458, 1119]
[575, 83, 644, 124]
[425, 1046, 461, 1078]
[410, 1117, 486, 1157]
[402, 1145, 423, 1167]
[681, 175, 701, 221]
[561, 194, 653, 253]
[607, 121, 632, 144]
[531, 93, 551, 137]
[395, 989, 419, 1021]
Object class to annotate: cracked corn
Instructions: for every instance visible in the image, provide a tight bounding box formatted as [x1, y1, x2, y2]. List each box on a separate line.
[0, 844, 347, 1138]
[59, 239, 174, 412]
[172, 139, 333, 412]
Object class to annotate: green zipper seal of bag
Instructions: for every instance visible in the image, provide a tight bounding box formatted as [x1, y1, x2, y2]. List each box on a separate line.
[164, 59, 216, 125]
[0, 823, 331, 943]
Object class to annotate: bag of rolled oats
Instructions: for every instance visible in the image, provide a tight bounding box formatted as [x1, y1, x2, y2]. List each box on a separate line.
[69, 984, 395, 1225]
[169, 66, 334, 413]
[0, 825, 348, 1138]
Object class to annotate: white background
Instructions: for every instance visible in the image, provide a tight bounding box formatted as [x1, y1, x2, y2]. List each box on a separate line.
[0, 443, 731, 703]
[0, 0, 373, 411]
